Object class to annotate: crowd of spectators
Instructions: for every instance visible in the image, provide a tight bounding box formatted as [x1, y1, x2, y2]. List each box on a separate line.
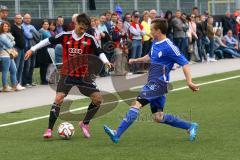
[0, 4, 240, 92]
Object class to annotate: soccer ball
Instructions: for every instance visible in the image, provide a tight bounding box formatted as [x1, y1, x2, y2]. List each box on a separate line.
[57, 122, 75, 140]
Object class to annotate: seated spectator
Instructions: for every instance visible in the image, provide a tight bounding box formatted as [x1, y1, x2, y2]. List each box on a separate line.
[224, 29, 239, 49]
[0, 21, 25, 91]
[214, 29, 240, 58]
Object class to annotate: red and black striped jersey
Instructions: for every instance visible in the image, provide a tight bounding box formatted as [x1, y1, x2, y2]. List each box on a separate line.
[49, 30, 103, 77]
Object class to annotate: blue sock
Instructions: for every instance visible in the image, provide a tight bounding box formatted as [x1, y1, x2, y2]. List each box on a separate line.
[160, 114, 191, 130]
[116, 107, 139, 138]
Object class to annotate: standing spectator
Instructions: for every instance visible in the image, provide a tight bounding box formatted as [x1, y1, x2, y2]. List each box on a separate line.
[49, 21, 57, 36]
[141, 11, 152, 56]
[11, 13, 26, 85]
[181, 13, 190, 60]
[112, 20, 128, 75]
[22, 13, 41, 87]
[0, 21, 25, 91]
[222, 11, 237, 36]
[38, 20, 52, 85]
[129, 10, 146, 59]
[105, 11, 113, 33]
[164, 10, 173, 41]
[148, 9, 157, 25]
[171, 10, 189, 59]
[192, 7, 199, 17]
[188, 14, 200, 62]
[56, 16, 66, 34]
[91, 17, 101, 46]
[196, 15, 207, 62]
[67, 14, 78, 31]
[129, 10, 146, 73]
[0, 5, 8, 24]
[207, 16, 217, 62]
[123, 13, 131, 36]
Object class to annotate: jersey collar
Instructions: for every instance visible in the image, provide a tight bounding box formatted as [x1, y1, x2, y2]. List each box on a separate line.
[72, 30, 85, 41]
[155, 38, 168, 45]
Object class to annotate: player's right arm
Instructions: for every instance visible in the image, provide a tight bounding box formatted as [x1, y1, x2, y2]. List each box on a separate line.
[24, 32, 64, 60]
[129, 54, 150, 64]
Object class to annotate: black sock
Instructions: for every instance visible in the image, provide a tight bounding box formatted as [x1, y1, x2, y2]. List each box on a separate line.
[83, 103, 99, 125]
[48, 103, 61, 129]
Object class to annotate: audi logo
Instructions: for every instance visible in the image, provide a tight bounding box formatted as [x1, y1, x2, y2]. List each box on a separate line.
[68, 48, 83, 56]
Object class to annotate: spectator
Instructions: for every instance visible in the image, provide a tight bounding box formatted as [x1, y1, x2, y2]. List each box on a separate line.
[0, 5, 8, 24]
[141, 11, 152, 56]
[214, 28, 240, 58]
[11, 13, 26, 85]
[207, 16, 217, 62]
[187, 14, 200, 62]
[38, 20, 52, 85]
[123, 13, 131, 36]
[164, 10, 173, 41]
[222, 11, 237, 36]
[0, 21, 25, 91]
[171, 10, 189, 59]
[181, 13, 189, 60]
[224, 29, 239, 49]
[56, 16, 66, 34]
[112, 20, 128, 75]
[196, 15, 207, 62]
[49, 20, 57, 36]
[148, 9, 157, 25]
[22, 13, 41, 87]
[91, 17, 101, 46]
[105, 10, 113, 33]
[129, 10, 146, 73]
[67, 13, 78, 31]
[192, 7, 199, 17]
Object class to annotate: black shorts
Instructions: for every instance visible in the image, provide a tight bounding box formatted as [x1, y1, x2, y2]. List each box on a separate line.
[56, 76, 100, 97]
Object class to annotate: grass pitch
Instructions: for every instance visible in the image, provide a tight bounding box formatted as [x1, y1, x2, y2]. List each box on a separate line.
[0, 70, 240, 160]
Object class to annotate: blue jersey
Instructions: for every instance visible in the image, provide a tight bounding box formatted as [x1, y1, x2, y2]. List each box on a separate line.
[148, 38, 188, 82]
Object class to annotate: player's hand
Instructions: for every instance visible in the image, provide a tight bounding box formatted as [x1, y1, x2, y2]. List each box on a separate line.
[24, 50, 33, 60]
[105, 62, 114, 70]
[129, 59, 137, 64]
[187, 82, 199, 92]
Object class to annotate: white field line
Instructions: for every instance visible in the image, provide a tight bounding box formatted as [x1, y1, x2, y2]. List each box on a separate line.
[0, 75, 240, 128]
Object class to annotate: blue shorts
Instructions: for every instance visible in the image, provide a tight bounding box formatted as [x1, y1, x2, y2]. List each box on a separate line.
[137, 81, 167, 113]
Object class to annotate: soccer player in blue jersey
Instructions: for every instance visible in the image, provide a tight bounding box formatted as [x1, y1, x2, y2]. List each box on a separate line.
[103, 18, 199, 143]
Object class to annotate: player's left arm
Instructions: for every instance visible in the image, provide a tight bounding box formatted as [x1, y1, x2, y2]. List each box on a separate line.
[182, 64, 199, 92]
[91, 37, 112, 69]
[168, 47, 199, 92]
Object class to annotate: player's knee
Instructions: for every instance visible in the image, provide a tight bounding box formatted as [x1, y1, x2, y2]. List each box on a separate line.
[55, 93, 65, 104]
[91, 92, 102, 106]
[131, 101, 142, 109]
[153, 112, 164, 123]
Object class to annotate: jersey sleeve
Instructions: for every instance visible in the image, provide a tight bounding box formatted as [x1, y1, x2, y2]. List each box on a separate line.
[48, 32, 65, 45]
[91, 36, 103, 56]
[167, 44, 188, 66]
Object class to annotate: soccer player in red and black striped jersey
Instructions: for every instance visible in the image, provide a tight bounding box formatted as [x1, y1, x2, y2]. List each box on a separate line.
[24, 13, 112, 139]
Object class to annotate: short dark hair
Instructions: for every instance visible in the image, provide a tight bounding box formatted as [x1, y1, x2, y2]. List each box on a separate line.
[151, 18, 168, 35]
[192, 7, 199, 11]
[76, 13, 91, 29]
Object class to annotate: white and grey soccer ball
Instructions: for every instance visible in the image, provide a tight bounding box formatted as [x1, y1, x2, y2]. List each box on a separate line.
[57, 122, 75, 140]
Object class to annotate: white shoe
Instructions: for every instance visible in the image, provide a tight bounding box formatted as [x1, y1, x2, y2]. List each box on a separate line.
[15, 84, 26, 91]
[209, 58, 217, 62]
